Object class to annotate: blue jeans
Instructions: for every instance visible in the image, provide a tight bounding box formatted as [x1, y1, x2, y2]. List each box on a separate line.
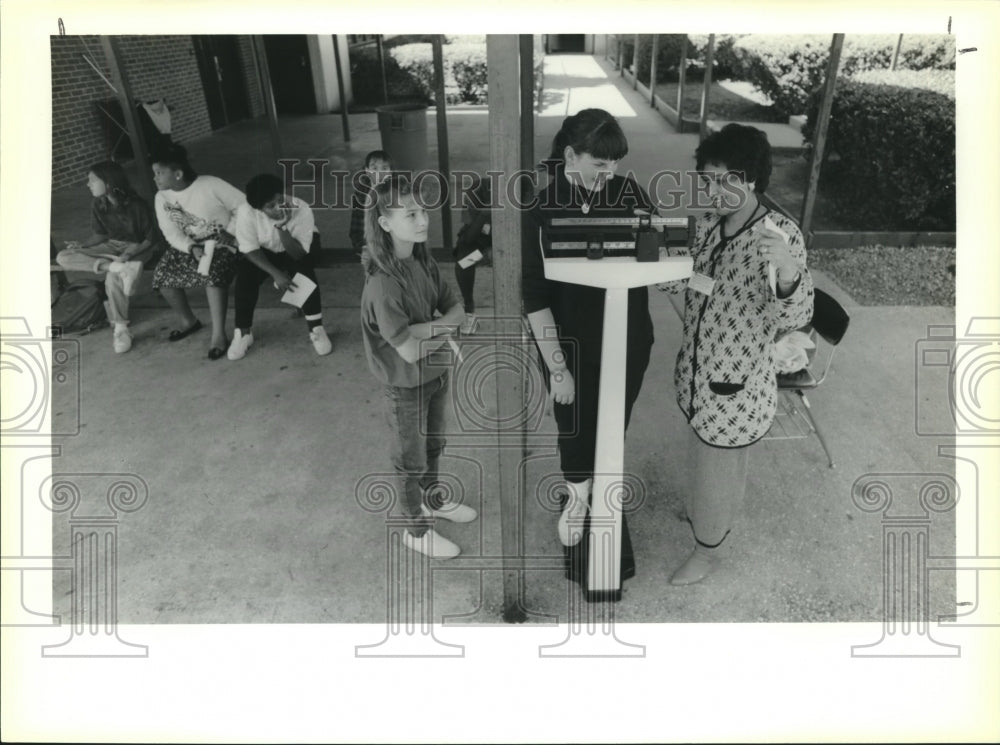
[383, 372, 450, 537]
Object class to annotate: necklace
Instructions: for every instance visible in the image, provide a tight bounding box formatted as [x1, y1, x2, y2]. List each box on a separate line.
[576, 182, 601, 214]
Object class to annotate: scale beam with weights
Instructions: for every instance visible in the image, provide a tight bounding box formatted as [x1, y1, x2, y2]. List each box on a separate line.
[540, 213, 694, 601]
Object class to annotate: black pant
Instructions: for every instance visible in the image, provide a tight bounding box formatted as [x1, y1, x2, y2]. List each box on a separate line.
[552, 337, 652, 482]
[454, 261, 476, 314]
[234, 247, 321, 329]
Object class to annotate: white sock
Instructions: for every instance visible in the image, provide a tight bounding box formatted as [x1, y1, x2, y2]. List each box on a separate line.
[114, 321, 129, 331]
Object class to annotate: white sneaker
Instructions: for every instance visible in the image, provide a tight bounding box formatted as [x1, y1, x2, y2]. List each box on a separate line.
[118, 261, 143, 297]
[422, 502, 477, 524]
[403, 528, 460, 559]
[227, 329, 254, 360]
[112, 325, 132, 354]
[460, 313, 477, 335]
[558, 497, 589, 547]
[309, 326, 332, 356]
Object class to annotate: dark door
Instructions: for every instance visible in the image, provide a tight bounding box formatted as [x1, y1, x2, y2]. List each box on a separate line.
[263, 35, 316, 115]
[546, 35, 587, 53]
[192, 35, 251, 129]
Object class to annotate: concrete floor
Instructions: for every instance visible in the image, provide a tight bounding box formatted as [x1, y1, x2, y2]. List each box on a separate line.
[45, 54, 956, 625]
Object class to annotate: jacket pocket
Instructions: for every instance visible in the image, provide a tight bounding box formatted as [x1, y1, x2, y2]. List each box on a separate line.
[709, 380, 745, 396]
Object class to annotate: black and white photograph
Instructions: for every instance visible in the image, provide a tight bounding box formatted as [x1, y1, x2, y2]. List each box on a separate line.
[2, 1, 998, 742]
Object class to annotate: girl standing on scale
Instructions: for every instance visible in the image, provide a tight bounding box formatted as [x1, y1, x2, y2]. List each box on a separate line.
[522, 108, 656, 586]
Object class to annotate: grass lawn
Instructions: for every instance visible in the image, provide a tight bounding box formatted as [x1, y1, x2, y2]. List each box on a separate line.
[652, 77, 787, 123]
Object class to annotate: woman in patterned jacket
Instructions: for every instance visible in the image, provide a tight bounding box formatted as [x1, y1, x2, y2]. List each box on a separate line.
[665, 124, 814, 585]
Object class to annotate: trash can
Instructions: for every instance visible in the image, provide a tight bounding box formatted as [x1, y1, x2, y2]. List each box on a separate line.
[375, 103, 429, 175]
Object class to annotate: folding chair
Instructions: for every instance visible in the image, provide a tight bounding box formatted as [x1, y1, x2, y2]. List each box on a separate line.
[769, 287, 851, 468]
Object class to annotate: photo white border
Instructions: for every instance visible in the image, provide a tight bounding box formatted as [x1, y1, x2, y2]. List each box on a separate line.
[2, 1, 998, 741]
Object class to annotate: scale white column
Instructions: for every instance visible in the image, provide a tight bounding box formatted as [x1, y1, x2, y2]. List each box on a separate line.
[543, 255, 692, 596]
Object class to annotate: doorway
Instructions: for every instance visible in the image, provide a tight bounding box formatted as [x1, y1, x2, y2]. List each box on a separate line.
[263, 35, 317, 115]
[192, 35, 251, 130]
[546, 35, 587, 53]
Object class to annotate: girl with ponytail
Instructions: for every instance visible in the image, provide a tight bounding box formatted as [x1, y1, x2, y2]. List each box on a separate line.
[359, 175, 475, 560]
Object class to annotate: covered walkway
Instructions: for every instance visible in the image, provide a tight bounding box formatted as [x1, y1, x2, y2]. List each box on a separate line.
[45, 53, 954, 625]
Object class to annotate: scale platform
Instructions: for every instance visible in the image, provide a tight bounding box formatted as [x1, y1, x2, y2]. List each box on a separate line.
[539, 214, 694, 599]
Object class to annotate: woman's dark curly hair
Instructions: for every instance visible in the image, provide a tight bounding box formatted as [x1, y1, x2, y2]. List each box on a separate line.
[695, 123, 772, 194]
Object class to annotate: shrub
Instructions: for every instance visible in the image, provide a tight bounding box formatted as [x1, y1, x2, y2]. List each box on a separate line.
[617, 36, 635, 69]
[896, 34, 956, 70]
[385, 40, 544, 107]
[688, 34, 748, 79]
[633, 35, 689, 85]
[390, 43, 436, 102]
[850, 68, 955, 98]
[801, 71, 955, 230]
[728, 34, 953, 117]
[350, 45, 428, 105]
[447, 43, 488, 104]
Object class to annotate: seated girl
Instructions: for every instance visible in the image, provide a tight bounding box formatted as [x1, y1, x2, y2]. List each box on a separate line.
[149, 143, 246, 360]
[56, 161, 164, 354]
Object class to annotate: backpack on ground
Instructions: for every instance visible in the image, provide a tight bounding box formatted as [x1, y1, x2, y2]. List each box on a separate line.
[51, 279, 109, 335]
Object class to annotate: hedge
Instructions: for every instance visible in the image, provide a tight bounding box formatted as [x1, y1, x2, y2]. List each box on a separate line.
[726, 33, 955, 117]
[850, 67, 955, 98]
[801, 70, 955, 231]
[350, 45, 429, 105]
[385, 40, 544, 106]
[632, 35, 689, 86]
[390, 44, 438, 102]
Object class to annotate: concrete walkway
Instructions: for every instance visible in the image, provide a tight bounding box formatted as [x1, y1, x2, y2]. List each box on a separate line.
[47, 54, 955, 625]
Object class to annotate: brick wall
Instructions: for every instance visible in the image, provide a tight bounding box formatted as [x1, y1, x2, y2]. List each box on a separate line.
[51, 35, 119, 190]
[50, 35, 259, 190]
[238, 36, 266, 118]
[116, 36, 213, 145]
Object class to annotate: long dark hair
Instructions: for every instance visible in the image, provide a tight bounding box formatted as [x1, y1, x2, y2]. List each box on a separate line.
[362, 175, 431, 282]
[546, 108, 629, 165]
[89, 161, 138, 210]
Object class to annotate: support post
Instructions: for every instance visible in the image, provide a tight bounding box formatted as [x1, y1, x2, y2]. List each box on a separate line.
[698, 34, 715, 142]
[649, 34, 660, 106]
[431, 36, 452, 251]
[486, 35, 528, 623]
[251, 35, 283, 163]
[332, 35, 351, 143]
[520, 35, 535, 178]
[376, 35, 389, 104]
[676, 34, 689, 121]
[891, 34, 903, 70]
[800, 34, 844, 240]
[632, 34, 640, 88]
[616, 35, 624, 74]
[100, 36, 153, 200]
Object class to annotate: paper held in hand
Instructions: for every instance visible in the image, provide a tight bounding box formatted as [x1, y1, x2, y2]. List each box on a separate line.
[280, 272, 317, 308]
[197, 239, 216, 276]
[763, 216, 790, 294]
[457, 249, 484, 269]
